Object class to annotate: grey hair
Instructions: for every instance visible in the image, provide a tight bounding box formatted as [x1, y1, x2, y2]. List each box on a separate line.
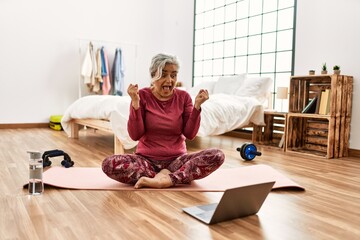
[149, 53, 180, 82]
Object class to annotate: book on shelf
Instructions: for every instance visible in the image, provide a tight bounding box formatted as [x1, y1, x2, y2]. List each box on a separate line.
[314, 90, 322, 114]
[301, 96, 318, 113]
[324, 89, 331, 114]
[318, 89, 331, 115]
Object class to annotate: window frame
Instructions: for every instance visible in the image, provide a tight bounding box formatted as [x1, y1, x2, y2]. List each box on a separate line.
[192, 0, 297, 110]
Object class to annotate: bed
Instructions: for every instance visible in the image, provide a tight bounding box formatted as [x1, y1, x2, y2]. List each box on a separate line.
[61, 74, 272, 154]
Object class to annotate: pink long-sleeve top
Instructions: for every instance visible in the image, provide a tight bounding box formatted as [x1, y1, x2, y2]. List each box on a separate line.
[127, 87, 201, 161]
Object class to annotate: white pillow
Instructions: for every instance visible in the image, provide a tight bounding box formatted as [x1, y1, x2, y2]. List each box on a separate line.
[188, 81, 216, 96]
[212, 74, 247, 94]
[235, 77, 273, 103]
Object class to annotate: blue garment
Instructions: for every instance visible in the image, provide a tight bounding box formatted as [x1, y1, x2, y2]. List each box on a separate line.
[100, 47, 107, 77]
[111, 48, 125, 96]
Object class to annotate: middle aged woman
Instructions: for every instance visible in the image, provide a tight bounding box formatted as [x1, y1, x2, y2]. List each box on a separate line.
[102, 53, 225, 189]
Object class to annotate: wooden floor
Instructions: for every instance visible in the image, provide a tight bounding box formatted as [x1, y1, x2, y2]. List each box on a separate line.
[1, 128, 359, 240]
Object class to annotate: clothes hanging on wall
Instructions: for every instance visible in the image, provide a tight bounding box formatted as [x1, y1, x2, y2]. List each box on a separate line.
[93, 48, 102, 93]
[80, 42, 103, 93]
[80, 42, 94, 89]
[100, 47, 111, 95]
[80, 41, 128, 95]
[90, 43, 97, 91]
[111, 48, 125, 96]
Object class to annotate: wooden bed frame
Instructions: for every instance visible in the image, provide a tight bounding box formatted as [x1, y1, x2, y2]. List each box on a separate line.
[70, 118, 125, 154]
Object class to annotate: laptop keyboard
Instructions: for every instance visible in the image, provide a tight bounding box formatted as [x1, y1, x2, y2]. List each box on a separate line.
[197, 203, 218, 211]
[197, 210, 215, 219]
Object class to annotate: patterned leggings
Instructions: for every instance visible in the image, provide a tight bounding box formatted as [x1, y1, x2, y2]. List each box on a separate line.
[102, 148, 225, 185]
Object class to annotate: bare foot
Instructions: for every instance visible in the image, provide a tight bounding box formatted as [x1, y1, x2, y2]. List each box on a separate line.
[157, 169, 171, 176]
[134, 169, 173, 189]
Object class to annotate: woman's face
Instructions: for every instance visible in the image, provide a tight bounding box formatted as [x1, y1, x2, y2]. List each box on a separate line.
[152, 63, 178, 99]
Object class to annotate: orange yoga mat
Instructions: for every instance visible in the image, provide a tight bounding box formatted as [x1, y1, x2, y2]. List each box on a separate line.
[27, 164, 304, 191]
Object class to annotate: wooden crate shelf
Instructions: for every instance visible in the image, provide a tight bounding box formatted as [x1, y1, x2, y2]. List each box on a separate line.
[285, 74, 353, 158]
[286, 113, 331, 157]
[253, 111, 287, 150]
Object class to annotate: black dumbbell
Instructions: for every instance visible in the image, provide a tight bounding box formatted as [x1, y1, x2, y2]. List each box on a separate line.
[236, 143, 262, 161]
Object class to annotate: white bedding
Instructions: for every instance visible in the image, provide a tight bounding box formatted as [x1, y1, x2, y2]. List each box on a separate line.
[61, 94, 265, 149]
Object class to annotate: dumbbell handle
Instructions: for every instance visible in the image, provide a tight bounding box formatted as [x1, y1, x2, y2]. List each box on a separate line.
[42, 149, 72, 161]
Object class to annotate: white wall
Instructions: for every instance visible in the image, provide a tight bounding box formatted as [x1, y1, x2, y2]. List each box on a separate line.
[162, 1, 194, 90]
[0, 0, 194, 123]
[295, 0, 360, 149]
[1, 0, 359, 150]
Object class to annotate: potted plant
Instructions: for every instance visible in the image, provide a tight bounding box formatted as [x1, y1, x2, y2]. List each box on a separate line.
[333, 65, 341, 75]
[309, 70, 315, 75]
[321, 63, 327, 74]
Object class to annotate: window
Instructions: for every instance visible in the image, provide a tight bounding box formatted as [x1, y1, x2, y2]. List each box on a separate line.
[193, 0, 296, 109]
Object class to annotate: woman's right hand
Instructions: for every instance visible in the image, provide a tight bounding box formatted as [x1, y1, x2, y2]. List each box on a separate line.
[127, 84, 140, 110]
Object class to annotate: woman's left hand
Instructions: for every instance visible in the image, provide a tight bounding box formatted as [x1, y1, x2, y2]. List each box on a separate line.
[194, 89, 209, 110]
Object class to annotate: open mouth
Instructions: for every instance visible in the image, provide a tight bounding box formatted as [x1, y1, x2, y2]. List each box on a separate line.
[162, 86, 172, 91]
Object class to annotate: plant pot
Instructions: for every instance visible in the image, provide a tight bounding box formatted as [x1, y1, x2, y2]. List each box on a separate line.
[321, 70, 328, 74]
[334, 70, 341, 75]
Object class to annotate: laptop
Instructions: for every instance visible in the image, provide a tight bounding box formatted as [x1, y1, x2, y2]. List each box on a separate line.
[182, 181, 275, 225]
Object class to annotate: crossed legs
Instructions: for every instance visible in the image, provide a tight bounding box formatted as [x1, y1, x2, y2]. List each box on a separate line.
[102, 148, 225, 189]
